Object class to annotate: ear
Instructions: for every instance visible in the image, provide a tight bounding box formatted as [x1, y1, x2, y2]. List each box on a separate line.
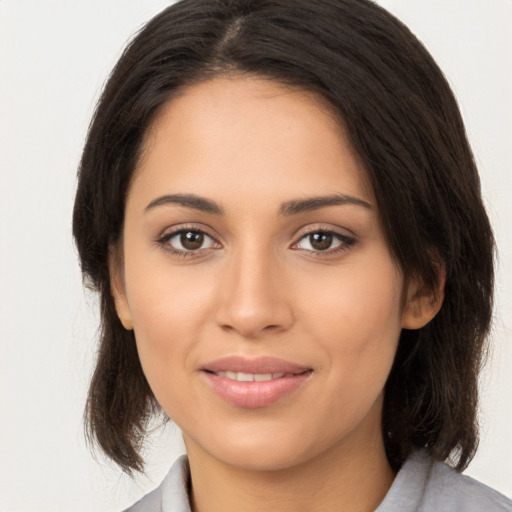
[108, 244, 134, 331]
[402, 264, 445, 330]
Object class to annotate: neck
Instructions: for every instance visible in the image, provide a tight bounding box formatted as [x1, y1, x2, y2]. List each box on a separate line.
[185, 412, 395, 512]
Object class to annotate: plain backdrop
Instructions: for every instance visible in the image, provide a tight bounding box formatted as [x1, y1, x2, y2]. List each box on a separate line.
[0, 1, 511, 510]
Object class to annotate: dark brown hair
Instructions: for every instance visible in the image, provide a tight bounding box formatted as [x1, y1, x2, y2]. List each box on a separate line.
[73, 0, 494, 474]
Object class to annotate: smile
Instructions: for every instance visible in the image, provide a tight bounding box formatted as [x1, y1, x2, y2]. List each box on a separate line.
[200, 356, 312, 408]
[214, 371, 291, 381]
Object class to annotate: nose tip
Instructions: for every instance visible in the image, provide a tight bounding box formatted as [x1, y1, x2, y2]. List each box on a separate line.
[219, 308, 289, 338]
[214, 256, 294, 339]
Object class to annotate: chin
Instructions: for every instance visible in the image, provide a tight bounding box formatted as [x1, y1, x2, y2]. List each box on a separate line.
[188, 420, 335, 472]
[212, 442, 308, 472]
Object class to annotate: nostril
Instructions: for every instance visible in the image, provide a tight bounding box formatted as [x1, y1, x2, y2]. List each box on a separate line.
[214, 286, 294, 337]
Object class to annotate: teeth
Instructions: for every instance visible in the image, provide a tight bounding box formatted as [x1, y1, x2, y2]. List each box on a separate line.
[216, 371, 287, 382]
[254, 373, 273, 381]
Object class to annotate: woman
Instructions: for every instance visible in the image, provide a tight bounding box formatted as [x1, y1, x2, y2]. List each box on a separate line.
[72, 0, 512, 510]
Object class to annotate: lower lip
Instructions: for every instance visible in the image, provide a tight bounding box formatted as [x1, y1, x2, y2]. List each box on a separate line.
[201, 371, 312, 408]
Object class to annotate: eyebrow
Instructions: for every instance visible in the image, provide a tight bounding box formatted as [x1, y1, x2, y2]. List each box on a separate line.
[145, 192, 372, 216]
[279, 194, 372, 215]
[145, 194, 224, 215]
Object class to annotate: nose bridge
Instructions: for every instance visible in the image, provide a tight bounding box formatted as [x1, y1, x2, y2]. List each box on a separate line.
[215, 239, 293, 337]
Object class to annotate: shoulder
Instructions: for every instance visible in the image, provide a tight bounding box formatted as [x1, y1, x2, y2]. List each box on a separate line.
[377, 451, 512, 512]
[423, 458, 512, 511]
[123, 485, 162, 512]
[122, 455, 191, 512]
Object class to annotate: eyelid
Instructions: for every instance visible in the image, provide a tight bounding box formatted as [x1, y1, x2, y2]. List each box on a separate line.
[291, 223, 356, 242]
[157, 222, 219, 240]
[290, 224, 357, 254]
[155, 224, 222, 255]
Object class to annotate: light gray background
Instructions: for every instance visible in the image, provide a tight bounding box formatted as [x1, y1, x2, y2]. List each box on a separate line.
[0, 1, 511, 510]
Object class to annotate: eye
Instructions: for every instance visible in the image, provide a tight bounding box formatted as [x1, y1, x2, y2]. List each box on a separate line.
[294, 230, 354, 253]
[158, 228, 219, 254]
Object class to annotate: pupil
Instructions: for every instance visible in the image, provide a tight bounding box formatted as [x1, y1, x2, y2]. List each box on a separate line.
[310, 232, 332, 251]
[181, 231, 204, 250]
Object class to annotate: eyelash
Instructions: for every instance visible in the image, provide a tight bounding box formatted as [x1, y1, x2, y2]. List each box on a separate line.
[155, 225, 220, 258]
[292, 228, 356, 256]
[155, 226, 356, 258]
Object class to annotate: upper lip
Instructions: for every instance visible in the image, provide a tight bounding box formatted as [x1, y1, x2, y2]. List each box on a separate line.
[202, 356, 311, 374]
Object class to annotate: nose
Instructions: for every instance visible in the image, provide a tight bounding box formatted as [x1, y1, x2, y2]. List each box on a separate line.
[214, 246, 294, 339]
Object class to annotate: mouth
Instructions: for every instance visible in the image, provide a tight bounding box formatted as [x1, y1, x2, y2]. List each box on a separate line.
[208, 370, 303, 382]
[200, 356, 313, 408]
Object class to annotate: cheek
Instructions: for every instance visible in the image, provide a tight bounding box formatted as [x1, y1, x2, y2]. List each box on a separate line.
[302, 257, 403, 385]
[123, 258, 214, 397]
[306, 253, 402, 323]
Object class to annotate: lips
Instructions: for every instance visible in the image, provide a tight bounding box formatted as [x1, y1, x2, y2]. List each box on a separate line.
[202, 355, 309, 374]
[214, 371, 289, 381]
[200, 356, 312, 408]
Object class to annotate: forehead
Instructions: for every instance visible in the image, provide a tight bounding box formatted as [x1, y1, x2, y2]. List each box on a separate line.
[131, 76, 374, 208]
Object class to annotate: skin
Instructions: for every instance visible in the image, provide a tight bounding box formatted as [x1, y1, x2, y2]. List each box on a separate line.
[111, 76, 441, 512]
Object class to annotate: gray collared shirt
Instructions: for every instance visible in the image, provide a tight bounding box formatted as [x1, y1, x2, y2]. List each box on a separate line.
[125, 451, 512, 511]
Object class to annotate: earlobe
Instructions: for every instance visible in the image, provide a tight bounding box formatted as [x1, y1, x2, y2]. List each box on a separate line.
[116, 304, 134, 331]
[108, 245, 134, 331]
[402, 265, 445, 330]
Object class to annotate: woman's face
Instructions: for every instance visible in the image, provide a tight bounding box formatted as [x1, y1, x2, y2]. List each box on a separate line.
[112, 77, 418, 471]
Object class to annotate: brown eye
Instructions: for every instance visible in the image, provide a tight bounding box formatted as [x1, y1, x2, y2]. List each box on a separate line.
[160, 229, 218, 253]
[309, 232, 333, 251]
[294, 230, 354, 254]
[181, 230, 204, 250]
